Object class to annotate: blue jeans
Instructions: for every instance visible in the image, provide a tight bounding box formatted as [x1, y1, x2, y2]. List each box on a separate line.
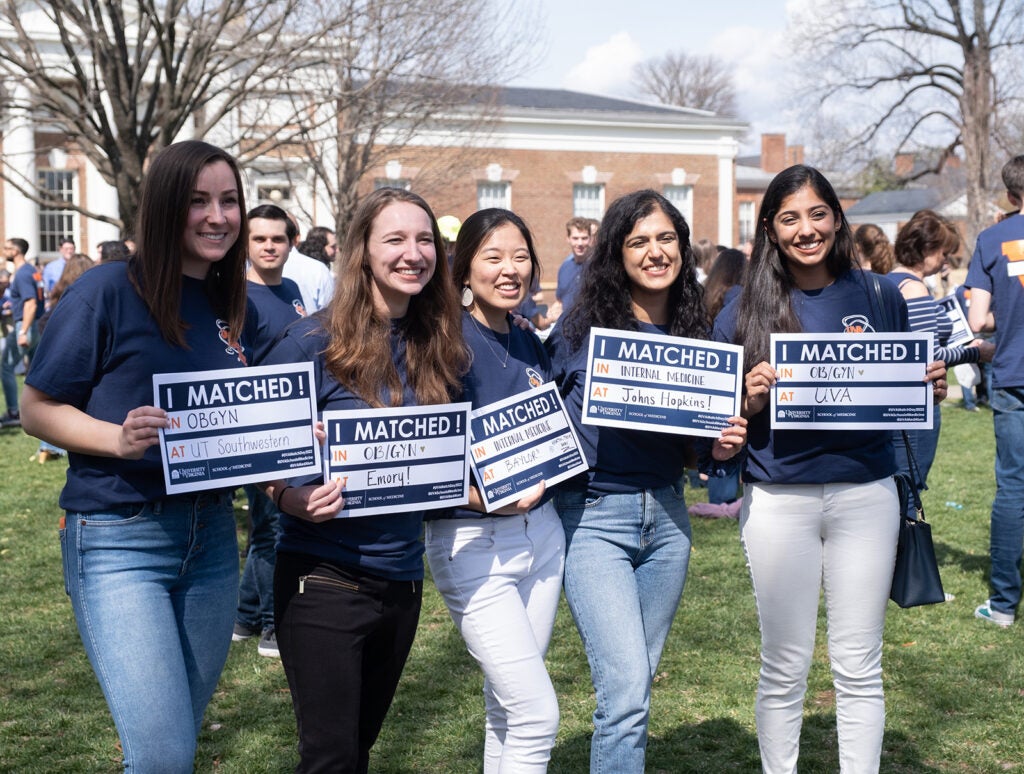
[2, 323, 34, 413]
[989, 387, 1024, 615]
[555, 480, 692, 774]
[237, 485, 281, 631]
[60, 492, 238, 773]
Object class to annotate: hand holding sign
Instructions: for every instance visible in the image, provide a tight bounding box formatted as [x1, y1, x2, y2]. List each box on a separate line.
[118, 406, 169, 459]
[276, 477, 345, 523]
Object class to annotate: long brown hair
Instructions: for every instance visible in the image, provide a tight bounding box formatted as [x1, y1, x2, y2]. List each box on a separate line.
[50, 254, 94, 306]
[130, 140, 248, 347]
[323, 188, 467, 407]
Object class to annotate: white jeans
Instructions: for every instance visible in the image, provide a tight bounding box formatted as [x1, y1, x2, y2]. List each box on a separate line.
[426, 501, 565, 774]
[740, 479, 899, 774]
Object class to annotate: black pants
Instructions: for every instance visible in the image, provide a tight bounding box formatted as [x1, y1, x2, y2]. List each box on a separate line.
[275, 552, 422, 774]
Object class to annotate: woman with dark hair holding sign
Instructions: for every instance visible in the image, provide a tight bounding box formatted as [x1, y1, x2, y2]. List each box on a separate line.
[547, 189, 746, 773]
[712, 165, 946, 773]
[21, 140, 253, 772]
[425, 208, 564, 773]
[260, 187, 466, 773]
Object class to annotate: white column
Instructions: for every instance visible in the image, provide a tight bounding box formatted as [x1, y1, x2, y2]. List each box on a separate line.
[3, 85, 39, 257]
[84, 157, 122, 250]
[717, 138, 738, 248]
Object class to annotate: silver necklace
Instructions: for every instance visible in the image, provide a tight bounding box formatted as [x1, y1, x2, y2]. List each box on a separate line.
[470, 313, 510, 368]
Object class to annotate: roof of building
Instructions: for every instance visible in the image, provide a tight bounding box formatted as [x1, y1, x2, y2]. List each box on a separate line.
[488, 86, 748, 129]
[845, 189, 941, 218]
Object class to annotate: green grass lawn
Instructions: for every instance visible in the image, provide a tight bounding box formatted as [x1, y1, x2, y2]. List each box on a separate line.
[1, 403, 1022, 772]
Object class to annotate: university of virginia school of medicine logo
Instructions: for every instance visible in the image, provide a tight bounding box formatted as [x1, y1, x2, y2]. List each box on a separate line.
[217, 319, 247, 365]
[525, 367, 544, 389]
[841, 314, 876, 333]
[292, 298, 307, 317]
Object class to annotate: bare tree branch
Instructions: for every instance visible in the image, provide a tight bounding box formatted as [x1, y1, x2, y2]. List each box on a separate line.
[631, 51, 738, 117]
[791, 0, 1024, 245]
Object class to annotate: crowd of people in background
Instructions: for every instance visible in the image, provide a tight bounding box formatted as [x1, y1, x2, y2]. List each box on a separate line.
[2, 140, 1022, 773]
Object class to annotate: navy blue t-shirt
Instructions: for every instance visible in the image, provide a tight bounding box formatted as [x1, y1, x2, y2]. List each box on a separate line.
[26, 261, 255, 512]
[712, 270, 908, 485]
[547, 320, 694, 494]
[432, 311, 553, 519]
[10, 262, 38, 322]
[965, 213, 1024, 388]
[263, 314, 426, 581]
[246, 278, 306, 364]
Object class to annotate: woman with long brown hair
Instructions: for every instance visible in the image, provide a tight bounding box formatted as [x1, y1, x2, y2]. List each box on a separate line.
[22, 140, 252, 772]
[260, 187, 467, 773]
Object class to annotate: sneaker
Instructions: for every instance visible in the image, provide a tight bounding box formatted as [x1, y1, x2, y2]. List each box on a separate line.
[974, 600, 1014, 628]
[232, 622, 258, 642]
[1, 410, 20, 428]
[258, 627, 280, 658]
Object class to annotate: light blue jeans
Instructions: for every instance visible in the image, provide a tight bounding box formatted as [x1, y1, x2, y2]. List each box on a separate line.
[989, 387, 1024, 615]
[60, 492, 238, 773]
[555, 480, 692, 774]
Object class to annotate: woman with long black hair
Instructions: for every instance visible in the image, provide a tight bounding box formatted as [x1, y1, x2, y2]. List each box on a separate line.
[713, 165, 946, 773]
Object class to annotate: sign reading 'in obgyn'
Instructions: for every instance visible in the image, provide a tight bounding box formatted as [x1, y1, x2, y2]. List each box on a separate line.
[154, 363, 321, 494]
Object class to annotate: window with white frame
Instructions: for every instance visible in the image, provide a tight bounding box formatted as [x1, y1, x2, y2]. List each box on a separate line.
[738, 201, 756, 245]
[663, 185, 694, 229]
[477, 181, 510, 210]
[573, 183, 604, 219]
[374, 178, 411, 191]
[37, 169, 76, 256]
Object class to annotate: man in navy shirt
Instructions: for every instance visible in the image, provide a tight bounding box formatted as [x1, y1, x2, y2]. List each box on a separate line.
[555, 216, 593, 315]
[233, 204, 308, 657]
[1, 237, 39, 426]
[967, 154, 1024, 628]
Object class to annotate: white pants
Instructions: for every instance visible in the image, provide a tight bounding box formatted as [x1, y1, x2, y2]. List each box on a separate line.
[426, 501, 565, 773]
[740, 479, 899, 774]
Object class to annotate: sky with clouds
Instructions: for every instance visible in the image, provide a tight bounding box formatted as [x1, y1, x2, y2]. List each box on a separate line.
[508, 0, 804, 154]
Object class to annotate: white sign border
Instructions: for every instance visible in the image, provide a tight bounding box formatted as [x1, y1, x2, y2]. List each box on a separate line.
[581, 326, 744, 439]
[324, 402, 471, 518]
[154, 362, 321, 495]
[770, 331, 934, 430]
[468, 382, 588, 512]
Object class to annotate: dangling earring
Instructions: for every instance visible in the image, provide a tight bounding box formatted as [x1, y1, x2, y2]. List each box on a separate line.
[461, 286, 474, 308]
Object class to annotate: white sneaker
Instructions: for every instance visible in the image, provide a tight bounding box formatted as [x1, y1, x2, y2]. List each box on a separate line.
[974, 600, 1014, 628]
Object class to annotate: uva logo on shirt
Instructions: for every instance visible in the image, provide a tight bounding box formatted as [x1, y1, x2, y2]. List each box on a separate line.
[292, 299, 307, 317]
[526, 367, 544, 388]
[841, 314, 876, 333]
[216, 319, 248, 365]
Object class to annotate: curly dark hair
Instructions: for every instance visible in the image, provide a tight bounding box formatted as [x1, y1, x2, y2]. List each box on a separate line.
[561, 189, 706, 351]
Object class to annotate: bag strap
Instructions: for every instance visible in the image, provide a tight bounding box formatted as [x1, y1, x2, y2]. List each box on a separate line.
[871, 273, 927, 522]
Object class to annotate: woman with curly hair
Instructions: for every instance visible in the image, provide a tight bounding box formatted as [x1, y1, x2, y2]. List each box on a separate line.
[547, 189, 746, 773]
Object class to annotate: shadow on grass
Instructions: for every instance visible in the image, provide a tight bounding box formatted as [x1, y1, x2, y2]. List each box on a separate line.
[553, 714, 943, 773]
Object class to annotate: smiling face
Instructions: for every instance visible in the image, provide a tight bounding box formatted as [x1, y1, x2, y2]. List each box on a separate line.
[769, 184, 841, 289]
[466, 222, 532, 330]
[622, 206, 682, 306]
[180, 160, 241, 279]
[366, 201, 437, 318]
